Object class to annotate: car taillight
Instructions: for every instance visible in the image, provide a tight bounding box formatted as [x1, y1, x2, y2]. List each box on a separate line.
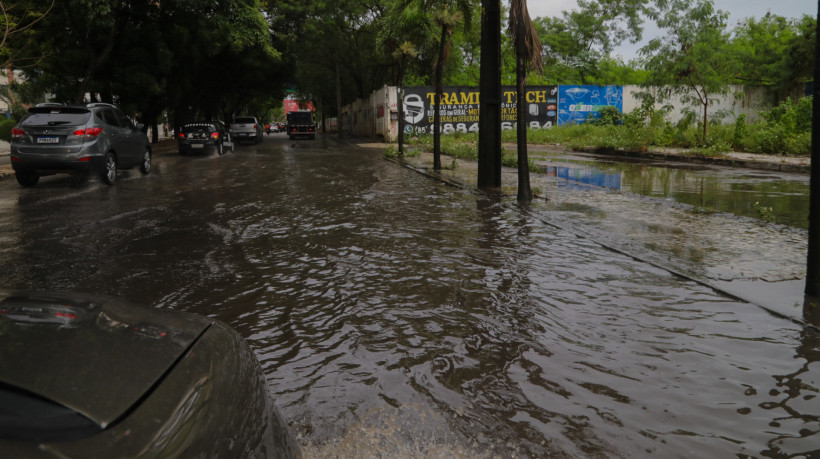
[11, 127, 24, 139]
[177, 132, 186, 139]
[210, 132, 220, 140]
[254, 124, 258, 129]
[77, 157, 92, 162]
[73, 127, 103, 138]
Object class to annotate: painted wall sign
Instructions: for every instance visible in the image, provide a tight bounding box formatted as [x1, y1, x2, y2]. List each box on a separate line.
[557, 85, 623, 125]
[402, 86, 558, 135]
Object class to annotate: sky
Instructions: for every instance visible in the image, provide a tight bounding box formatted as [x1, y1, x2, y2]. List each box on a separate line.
[527, 0, 817, 60]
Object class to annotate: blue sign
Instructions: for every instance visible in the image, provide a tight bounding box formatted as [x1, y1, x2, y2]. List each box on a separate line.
[558, 85, 623, 126]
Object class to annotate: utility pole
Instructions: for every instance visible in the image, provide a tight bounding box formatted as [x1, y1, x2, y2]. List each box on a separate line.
[804, 0, 820, 319]
[336, 61, 343, 139]
[477, 0, 502, 189]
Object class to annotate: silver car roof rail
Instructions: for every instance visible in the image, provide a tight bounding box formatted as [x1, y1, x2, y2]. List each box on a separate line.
[34, 102, 65, 107]
[86, 102, 117, 109]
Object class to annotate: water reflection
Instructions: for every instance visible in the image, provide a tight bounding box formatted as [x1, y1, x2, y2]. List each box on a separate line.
[534, 153, 810, 228]
[547, 165, 622, 190]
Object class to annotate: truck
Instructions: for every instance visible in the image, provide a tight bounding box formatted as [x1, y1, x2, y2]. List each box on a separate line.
[286, 110, 316, 140]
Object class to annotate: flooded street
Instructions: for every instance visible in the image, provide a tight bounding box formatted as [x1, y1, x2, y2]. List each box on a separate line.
[0, 135, 817, 457]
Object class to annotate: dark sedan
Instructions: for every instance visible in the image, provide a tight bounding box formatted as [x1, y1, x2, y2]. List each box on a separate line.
[0, 291, 301, 458]
[177, 122, 234, 156]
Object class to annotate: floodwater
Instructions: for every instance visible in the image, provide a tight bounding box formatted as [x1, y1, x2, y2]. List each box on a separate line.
[0, 135, 817, 457]
[530, 149, 811, 229]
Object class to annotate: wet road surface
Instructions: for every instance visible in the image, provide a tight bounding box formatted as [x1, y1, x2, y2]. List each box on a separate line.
[0, 134, 818, 457]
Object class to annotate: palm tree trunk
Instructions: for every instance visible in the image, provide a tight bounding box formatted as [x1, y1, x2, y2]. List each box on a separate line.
[398, 57, 405, 157]
[433, 25, 447, 171]
[516, 54, 531, 202]
[336, 61, 343, 139]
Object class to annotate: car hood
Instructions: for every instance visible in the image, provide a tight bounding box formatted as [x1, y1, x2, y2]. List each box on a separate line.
[0, 291, 212, 429]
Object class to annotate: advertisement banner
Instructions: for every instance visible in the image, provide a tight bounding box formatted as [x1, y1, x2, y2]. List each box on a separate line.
[557, 85, 623, 125]
[402, 85, 558, 136]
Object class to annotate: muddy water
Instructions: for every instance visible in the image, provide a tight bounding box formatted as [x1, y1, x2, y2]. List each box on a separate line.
[531, 150, 811, 229]
[0, 138, 818, 457]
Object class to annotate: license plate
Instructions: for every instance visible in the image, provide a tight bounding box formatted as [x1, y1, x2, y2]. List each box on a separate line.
[239, 133, 248, 137]
[37, 136, 59, 144]
[191, 143, 204, 149]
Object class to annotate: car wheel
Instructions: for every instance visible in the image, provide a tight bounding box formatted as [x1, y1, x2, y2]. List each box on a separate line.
[217, 142, 224, 156]
[229, 138, 234, 153]
[100, 152, 117, 185]
[140, 148, 152, 174]
[15, 171, 39, 187]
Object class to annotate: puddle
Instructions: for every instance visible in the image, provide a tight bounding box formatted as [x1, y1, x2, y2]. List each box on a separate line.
[533, 152, 811, 228]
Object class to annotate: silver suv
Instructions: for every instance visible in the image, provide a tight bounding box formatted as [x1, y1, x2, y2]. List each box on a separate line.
[228, 116, 263, 144]
[10, 103, 151, 187]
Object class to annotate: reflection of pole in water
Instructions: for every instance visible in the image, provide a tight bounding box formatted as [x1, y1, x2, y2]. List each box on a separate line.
[757, 323, 820, 455]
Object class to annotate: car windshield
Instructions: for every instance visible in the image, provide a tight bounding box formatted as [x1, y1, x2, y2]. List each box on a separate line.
[21, 108, 91, 127]
[233, 117, 255, 124]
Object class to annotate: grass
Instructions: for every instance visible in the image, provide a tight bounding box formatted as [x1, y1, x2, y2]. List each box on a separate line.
[404, 115, 811, 159]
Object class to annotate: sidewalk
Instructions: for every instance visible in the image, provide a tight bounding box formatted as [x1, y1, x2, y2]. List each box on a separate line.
[395, 147, 812, 325]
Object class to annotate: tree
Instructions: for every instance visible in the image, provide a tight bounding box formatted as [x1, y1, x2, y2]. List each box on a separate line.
[0, 0, 54, 69]
[17, 0, 285, 139]
[641, 0, 732, 142]
[533, 0, 649, 84]
[432, 5, 465, 170]
[376, 0, 430, 155]
[508, 0, 542, 202]
[731, 14, 816, 103]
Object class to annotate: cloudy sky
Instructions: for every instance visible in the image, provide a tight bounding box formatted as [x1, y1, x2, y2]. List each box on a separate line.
[527, 0, 816, 59]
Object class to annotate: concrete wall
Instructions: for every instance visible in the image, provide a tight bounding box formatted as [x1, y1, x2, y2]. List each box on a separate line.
[342, 84, 803, 140]
[340, 85, 398, 141]
[622, 85, 781, 124]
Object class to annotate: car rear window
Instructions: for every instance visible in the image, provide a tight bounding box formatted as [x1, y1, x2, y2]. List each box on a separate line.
[21, 107, 91, 127]
[182, 124, 213, 133]
[233, 117, 255, 123]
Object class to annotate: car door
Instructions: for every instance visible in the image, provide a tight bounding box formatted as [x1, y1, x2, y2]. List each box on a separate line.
[113, 108, 145, 167]
[99, 108, 129, 163]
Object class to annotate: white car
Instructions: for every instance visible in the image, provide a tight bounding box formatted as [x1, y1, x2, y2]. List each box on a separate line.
[228, 116, 264, 144]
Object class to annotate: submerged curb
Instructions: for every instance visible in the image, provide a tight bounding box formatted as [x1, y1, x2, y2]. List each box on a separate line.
[387, 147, 814, 330]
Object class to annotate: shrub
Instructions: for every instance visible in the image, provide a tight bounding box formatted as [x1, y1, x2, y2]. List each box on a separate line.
[732, 114, 748, 150]
[0, 119, 17, 142]
[591, 106, 623, 126]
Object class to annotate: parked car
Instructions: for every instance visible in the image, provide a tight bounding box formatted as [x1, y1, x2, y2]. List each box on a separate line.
[177, 122, 234, 156]
[228, 116, 264, 144]
[9, 103, 151, 187]
[0, 290, 302, 458]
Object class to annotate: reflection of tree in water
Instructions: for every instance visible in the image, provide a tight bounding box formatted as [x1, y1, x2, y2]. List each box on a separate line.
[760, 324, 820, 457]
